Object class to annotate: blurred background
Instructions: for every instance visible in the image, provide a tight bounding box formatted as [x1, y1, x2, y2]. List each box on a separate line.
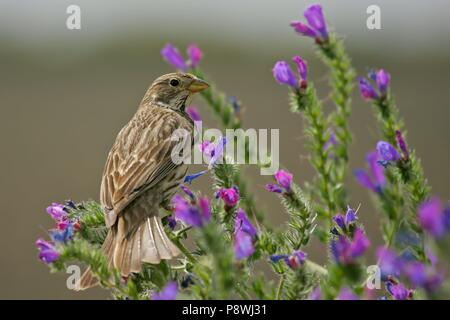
[1, 0, 449, 299]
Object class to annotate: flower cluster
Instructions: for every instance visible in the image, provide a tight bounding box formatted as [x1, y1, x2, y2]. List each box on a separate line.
[265, 169, 293, 194]
[290, 4, 328, 43]
[273, 56, 308, 90]
[161, 43, 203, 71]
[330, 207, 370, 265]
[358, 69, 391, 100]
[377, 246, 443, 295]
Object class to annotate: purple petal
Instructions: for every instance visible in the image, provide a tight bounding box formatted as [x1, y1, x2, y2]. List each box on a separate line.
[270, 254, 288, 263]
[198, 196, 211, 224]
[35, 238, 59, 264]
[217, 187, 240, 207]
[274, 169, 293, 191]
[304, 4, 328, 39]
[151, 281, 178, 300]
[349, 228, 370, 258]
[161, 44, 188, 71]
[333, 213, 346, 229]
[337, 288, 359, 300]
[186, 105, 201, 121]
[186, 44, 203, 68]
[376, 246, 403, 278]
[376, 141, 401, 163]
[358, 77, 379, 100]
[290, 21, 318, 38]
[353, 169, 376, 193]
[235, 208, 257, 238]
[209, 137, 227, 167]
[418, 197, 445, 237]
[265, 183, 282, 193]
[386, 281, 412, 300]
[234, 231, 255, 260]
[272, 61, 297, 88]
[292, 56, 308, 81]
[366, 150, 386, 188]
[345, 207, 357, 224]
[395, 130, 409, 159]
[46, 203, 67, 220]
[376, 69, 391, 94]
[184, 170, 207, 184]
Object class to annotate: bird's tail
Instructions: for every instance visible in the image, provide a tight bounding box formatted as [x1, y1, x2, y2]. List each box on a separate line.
[113, 215, 180, 276]
[77, 216, 180, 290]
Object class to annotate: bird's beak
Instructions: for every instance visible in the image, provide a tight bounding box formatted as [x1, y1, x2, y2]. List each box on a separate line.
[188, 78, 209, 93]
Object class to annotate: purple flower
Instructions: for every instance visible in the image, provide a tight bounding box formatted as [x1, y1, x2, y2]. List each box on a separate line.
[290, 4, 328, 41]
[273, 61, 298, 88]
[418, 197, 445, 237]
[172, 194, 210, 228]
[47, 203, 67, 220]
[349, 228, 371, 258]
[35, 239, 60, 264]
[216, 186, 240, 208]
[376, 69, 391, 95]
[292, 56, 308, 88]
[386, 280, 413, 300]
[354, 150, 385, 194]
[308, 287, 321, 300]
[265, 184, 282, 193]
[167, 215, 177, 230]
[337, 288, 359, 300]
[266, 169, 294, 194]
[358, 77, 379, 100]
[151, 281, 178, 300]
[333, 214, 346, 229]
[377, 247, 404, 278]
[331, 228, 369, 264]
[404, 262, 443, 292]
[50, 224, 74, 244]
[304, 4, 328, 39]
[376, 141, 401, 164]
[270, 250, 307, 270]
[186, 44, 203, 68]
[234, 230, 254, 260]
[200, 137, 227, 168]
[180, 184, 195, 200]
[395, 130, 409, 160]
[186, 105, 201, 121]
[184, 170, 207, 185]
[235, 208, 257, 238]
[161, 44, 188, 72]
[332, 207, 358, 232]
[274, 169, 293, 191]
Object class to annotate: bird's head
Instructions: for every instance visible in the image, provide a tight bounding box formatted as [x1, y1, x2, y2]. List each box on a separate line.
[144, 72, 209, 112]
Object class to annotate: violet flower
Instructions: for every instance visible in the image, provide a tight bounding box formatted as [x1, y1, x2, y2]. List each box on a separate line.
[266, 169, 293, 194]
[172, 194, 210, 228]
[151, 281, 178, 300]
[161, 44, 188, 72]
[354, 150, 386, 194]
[290, 4, 328, 41]
[404, 262, 443, 292]
[235, 208, 257, 238]
[186, 44, 203, 68]
[234, 230, 254, 260]
[417, 197, 447, 238]
[270, 250, 306, 270]
[376, 69, 391, 95]
[166, 215, 177, 230]
[376, 246, 404, 279]
[186, 105, 201, 122]
[395, 130, 409, 160]
[377, 141, 401, 165]
[336, 288, 359, 300]
[216, 186, 240, 208]
[50, 224, 74, 244]
[358, 77, 379, 100]
[35, 239, 60, 264]
[272, 56, 308, 89]
[47, 203, 67, 220]
[386, 279, 413, 300]
[331, 228, 370, 265]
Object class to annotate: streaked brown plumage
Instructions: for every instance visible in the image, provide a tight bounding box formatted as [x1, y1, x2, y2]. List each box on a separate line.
[78, 73, 209, 289]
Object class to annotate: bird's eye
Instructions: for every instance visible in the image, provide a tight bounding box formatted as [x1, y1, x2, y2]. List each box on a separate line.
[169, 79, 180, 87]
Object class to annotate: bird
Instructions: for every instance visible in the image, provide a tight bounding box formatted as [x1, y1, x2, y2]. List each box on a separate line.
[78, 72, 209, 289]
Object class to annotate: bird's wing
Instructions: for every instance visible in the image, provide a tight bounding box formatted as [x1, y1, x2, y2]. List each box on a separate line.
[100, 109, 193, 227]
